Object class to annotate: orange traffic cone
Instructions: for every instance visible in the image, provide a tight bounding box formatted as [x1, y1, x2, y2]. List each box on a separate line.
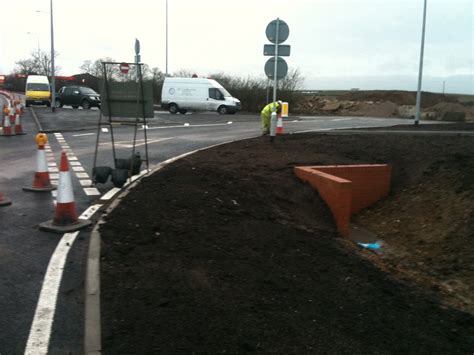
[39, 151, 91, 233]
[276, 113, 284, 135]
[2, 110, 14, 136]
[9, 103, 16, 125]
[23, 133, 56, 192]
[0, 191, 11, 207]
[14, 110, 25, 135]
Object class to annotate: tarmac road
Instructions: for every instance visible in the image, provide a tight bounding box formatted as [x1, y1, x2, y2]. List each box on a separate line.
[0, 105, 419, 353]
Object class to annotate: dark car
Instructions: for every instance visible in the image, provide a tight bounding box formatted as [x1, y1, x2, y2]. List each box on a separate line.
[55, 86, 101, 109]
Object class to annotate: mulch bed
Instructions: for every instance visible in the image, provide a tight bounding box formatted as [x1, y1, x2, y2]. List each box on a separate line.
[100, 123, 474, 353]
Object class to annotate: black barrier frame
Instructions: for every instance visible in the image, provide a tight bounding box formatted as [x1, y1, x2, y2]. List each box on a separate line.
[91, 61, 150, 187]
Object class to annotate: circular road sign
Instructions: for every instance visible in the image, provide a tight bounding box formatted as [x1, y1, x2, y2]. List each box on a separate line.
[266, 19, 289, 44]
[120, 63, 129, 74]
[264, 57, 288, 80]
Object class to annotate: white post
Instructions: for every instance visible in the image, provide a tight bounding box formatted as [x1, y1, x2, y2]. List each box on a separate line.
[165, 0, 169, 76]
[414, 0, 427, 126]
[50, 0, 56, 112]
[270, 18, 280, 141]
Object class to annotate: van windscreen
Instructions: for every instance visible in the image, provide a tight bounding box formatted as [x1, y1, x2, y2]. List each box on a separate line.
[27, 83, 50, 91]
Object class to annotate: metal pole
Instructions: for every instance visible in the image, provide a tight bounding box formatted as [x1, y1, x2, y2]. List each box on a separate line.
[165, 0, 168, 76]
[414, 0, 427, 126]
[442, 80, 446, 94]
[270, 18, 280, 141]
[50, 0, 56, 112]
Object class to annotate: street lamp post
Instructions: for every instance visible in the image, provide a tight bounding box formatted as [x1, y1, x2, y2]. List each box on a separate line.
[50, 0, 56, 112]
[414, 0, 428, 126]
[165, 0, 168, 76]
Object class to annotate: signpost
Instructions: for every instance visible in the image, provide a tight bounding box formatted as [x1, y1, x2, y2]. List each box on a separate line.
[264, 18, 290, 141]
[120, 63, 129, 74]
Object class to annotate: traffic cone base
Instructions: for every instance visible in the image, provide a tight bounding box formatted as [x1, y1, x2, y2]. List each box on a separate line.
[276, 115, 284, 135]
[0, 192, 11, 207]
[39, 218, 91, 234]
[2, 114, 14, 136]
[39, 151, 91, 233]
[14, 114, 26, 135]
[24, 146, 56, 192]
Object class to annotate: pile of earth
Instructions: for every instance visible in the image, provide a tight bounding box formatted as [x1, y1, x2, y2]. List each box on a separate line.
[99, 123, 474, 353]
[293, 90, 474, 121]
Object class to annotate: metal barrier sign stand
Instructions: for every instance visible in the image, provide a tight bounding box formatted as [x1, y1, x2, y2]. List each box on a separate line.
[92, 61, 153, 188]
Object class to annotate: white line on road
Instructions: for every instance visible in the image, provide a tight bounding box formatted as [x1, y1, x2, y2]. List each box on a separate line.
[25, 201, 103, 354]
[143, 122, 231, 130]
[332, 118, 352, 122]
[72, 133, 95, 137]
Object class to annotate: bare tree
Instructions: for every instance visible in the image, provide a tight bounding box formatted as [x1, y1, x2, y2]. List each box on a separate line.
[79, 58, 119, 80]
[278, 68, 304, 91]
[151, 67, 165, 84]
[14, 49, 60, 76]
[171, 69, 196, 78]
[13, 59, 36, 75]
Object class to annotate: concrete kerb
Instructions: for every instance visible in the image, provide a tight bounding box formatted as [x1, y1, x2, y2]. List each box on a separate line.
[29, 107, 43, 132]
[84, 137, 258, 354]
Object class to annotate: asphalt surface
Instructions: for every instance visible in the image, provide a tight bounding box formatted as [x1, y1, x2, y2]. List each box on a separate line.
[0, 105, 430, 353]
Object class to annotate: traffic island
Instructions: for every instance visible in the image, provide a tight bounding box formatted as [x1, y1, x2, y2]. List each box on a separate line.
[294, 164, 391, 237]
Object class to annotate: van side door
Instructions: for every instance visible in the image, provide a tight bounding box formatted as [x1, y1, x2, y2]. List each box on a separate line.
[207, 88, 225, 111]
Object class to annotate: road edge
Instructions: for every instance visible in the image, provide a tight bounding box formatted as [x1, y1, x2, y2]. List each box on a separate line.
[83, 136, 259, 354]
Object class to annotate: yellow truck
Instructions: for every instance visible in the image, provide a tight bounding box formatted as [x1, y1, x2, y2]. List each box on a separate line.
[25, 75, 51, 107]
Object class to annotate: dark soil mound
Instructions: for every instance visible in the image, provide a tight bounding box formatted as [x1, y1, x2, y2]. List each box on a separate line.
[100, 125, 474, 353]
[339, 90, 454, 108]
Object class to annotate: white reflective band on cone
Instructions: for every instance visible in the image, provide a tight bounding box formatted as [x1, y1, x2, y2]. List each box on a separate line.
[37, 150, 48, 172]
[57, 171, 74, 203]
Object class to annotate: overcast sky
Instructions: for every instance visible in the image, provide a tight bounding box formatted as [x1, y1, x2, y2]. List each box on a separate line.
[1, 0, 472, 93]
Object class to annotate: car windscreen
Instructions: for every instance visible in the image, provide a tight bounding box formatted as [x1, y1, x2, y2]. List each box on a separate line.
[80, 87, 98, 95]
[27, 83, 50, 91]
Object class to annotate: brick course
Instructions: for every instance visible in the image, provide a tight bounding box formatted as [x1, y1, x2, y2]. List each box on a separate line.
[294, 165, 391, 237]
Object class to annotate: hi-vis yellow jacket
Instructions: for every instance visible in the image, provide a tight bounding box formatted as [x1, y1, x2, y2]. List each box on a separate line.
[260, 102, 280, 119]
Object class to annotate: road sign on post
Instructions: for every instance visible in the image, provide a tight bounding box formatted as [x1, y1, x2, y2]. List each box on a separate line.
[264, 18, 290, 142]
[266, 19, 289, 44]
[120, 63, 129, 74]
[264, 57, 288, 80]
[264, 44, 291, 56]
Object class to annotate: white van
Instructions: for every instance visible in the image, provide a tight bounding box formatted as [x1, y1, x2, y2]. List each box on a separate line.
[25, 75, 51, 107]
[161, 78, 241, 114]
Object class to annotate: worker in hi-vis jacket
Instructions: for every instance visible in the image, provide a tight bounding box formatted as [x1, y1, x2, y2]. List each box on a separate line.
[260, 100, 282, 135]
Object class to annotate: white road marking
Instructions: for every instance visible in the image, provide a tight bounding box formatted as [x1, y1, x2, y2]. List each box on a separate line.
[99, 138, 172, 148]
[76, 172, 89, 179]
[69, 161, 81, 166]
[100, 187, 121, 201]
[79, 179, 93, 186]
[25, 232, 80, 355]
[72, 133, 95, 137]
[48, 167, 59, 173]
[84, 187, 101, 196]
[332, 118, 352, 122]
[72, 166, 85, 172]
[144, 122, 230, 130]
[80, 204, 102, 220]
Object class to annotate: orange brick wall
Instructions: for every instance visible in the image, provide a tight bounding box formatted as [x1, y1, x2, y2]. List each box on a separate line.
[294, 165, 391, 237]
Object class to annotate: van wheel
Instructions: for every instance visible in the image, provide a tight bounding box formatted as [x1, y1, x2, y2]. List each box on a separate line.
[55, 99, 63, 108]
[179, 109, 187, 114]
[217, 105, 228, 114]
[169, 104, 178, 114]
